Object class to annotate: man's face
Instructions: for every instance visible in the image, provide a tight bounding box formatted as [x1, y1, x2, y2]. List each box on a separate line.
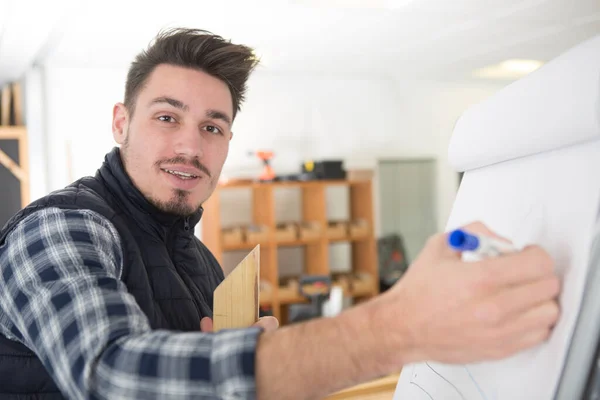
[112, 64, 233, 216]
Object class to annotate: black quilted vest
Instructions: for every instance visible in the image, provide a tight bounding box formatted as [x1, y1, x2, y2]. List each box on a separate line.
[0, 147, 225, 399]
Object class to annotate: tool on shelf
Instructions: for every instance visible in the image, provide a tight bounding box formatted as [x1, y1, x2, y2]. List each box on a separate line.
[248, 150, 276, 181]
[288, 275, 332, 323]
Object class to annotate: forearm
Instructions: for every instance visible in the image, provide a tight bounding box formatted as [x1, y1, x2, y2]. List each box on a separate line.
[92, 327, 261, 399]
[256, 296, 403, 399]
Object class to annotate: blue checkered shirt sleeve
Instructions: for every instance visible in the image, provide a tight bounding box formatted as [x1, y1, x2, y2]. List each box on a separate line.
[0, 207, 261, 399]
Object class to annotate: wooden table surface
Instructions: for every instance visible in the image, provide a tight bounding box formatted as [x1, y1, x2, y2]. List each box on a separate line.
[324, 372, 400, 400]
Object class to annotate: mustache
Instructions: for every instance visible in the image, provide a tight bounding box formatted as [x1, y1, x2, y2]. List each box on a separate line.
[156, 156, 211, 178]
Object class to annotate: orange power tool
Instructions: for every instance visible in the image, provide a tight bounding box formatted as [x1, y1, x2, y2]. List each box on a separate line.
[249, 150, 276, 181]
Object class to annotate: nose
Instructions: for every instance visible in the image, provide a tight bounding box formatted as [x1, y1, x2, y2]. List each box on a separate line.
[173, 124, 204, 159]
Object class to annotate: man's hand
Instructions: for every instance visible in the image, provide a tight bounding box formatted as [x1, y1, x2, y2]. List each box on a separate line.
[377, 221, 561, 367]
[200, 316, 279, 333]
[254, 221, 561, 400]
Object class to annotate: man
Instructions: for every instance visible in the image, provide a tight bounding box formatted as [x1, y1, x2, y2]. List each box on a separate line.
[0, 28, 560, 399]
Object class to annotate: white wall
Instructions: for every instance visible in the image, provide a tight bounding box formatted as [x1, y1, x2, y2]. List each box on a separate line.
[42, 67, 128, 190]
[23, 66, 49, 202]
[401, 80, 505, 229]
[226, 71, 438, 176]
[25, 65, 505, 272]
[39, 68, 439, 181]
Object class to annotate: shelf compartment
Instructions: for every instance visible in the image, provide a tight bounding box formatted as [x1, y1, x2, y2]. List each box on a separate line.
[327, 220, 348, 240]
[221, 226, 244, 247]
[275, 222, 297, 242]
[220, 223, 271, 250]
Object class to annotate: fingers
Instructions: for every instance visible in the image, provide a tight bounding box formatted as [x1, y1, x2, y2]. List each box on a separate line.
[507, 328, 553, 355]
[516, 301, 560, 332]
[423, 232, 462, 260]
[481, 245, 556, 287]
[488, 302, 559, 358]
[485, 328, 553, 360]
[254, 316, 279, 332]
[201, 316, 279, 333]
[497, 301, 559, 343]
[466, 301, 558, 361]
[475, 276, 560, 323]
[200, 317, 214, 332]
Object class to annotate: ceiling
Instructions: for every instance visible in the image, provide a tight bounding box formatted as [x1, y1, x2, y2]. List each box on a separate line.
[0, 0, 599, 86]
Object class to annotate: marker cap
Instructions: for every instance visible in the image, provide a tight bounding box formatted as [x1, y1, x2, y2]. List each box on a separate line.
[448, 229, 480, 251]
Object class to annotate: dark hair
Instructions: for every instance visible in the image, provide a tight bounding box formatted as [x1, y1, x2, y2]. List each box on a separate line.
[124, 28, 258, 120]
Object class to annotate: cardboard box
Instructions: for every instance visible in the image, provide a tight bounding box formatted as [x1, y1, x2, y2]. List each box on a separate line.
[275, 222, 298, 242]
[327, 220, 348, 240]
[246, 224, 270, 244]
[352, 273, 374, 296]
[349, 219, 369, 238]
[299, 221, 322, 241]
[222, 226, 244, 247]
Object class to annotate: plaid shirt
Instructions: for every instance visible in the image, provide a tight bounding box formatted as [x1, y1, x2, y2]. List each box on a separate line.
[0, 207, 261, 399]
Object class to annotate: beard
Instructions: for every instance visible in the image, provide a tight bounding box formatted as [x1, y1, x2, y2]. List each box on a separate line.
[148, 188, 199, 216]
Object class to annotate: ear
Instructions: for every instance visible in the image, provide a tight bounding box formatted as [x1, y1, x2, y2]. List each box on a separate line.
[112, 103, 129, 145]
[229, 131, 234, 140]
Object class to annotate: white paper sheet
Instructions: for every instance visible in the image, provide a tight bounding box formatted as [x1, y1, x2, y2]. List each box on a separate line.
[448, 34, 600, 173]
[393, 139, 600, 400]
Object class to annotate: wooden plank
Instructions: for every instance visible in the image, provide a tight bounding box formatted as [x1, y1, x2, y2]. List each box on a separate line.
[0, 85, 10, 126]
[12, 82, 23, 126]
[0, 126, 26, 140]
[302, 184, 328, 275]
[213, 245, 260, 332]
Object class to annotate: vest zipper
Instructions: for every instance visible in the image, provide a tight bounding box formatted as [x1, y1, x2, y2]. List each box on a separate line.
[184, 217, 190, 231]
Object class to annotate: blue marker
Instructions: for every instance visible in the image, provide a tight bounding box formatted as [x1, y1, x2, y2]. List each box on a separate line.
[448, 228, 517, 257]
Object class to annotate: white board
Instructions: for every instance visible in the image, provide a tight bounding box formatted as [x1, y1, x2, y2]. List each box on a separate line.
[393, 139, 600, 400]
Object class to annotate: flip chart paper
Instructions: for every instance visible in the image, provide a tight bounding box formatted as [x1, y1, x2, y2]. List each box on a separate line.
[393, 139, 600, 400]
[448, 34, 600, 173]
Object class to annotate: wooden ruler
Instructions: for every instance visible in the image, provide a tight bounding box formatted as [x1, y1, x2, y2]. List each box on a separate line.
[213, 245, 260, 332]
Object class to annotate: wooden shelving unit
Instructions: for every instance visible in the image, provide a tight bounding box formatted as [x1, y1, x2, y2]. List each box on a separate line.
[201, 178, 379, 324]
[0, 81, 29, 228]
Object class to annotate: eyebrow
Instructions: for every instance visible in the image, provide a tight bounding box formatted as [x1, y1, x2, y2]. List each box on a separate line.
[206, 109, 232, 127]
[149, 96, 189, 111]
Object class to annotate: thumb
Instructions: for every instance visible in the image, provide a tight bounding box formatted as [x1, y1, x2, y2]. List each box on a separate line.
[254, 316, 279, 332]
[200, 317, 214, 332]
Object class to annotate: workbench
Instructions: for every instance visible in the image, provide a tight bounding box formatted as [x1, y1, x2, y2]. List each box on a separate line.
[325, 372, 400, 399]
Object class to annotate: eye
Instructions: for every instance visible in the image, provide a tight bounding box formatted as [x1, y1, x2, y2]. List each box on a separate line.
[158, 115, 176, 123]
[204, 125, 223, 135]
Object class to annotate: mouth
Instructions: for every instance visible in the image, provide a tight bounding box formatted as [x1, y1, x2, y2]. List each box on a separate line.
[161, 168, 200, 180]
